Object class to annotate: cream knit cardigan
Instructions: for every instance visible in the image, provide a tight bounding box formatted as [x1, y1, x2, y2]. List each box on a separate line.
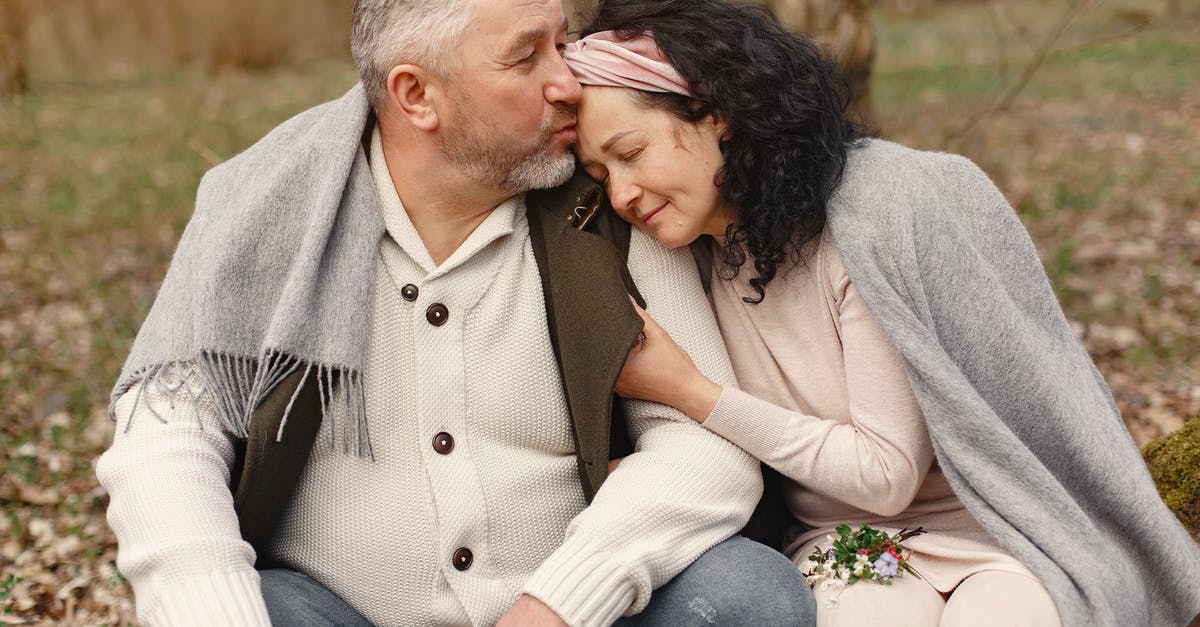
[97, 133, 761, 626]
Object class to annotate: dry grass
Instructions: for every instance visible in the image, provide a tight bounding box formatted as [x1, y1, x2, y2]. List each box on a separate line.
[1, 0, 1198, 623]
[1, 56, 358, 624]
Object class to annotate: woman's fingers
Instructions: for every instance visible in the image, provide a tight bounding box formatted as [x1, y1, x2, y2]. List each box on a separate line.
[628, 294, 666, 339]
[632, 330, 647, 351]
[629, 295, 651, 321]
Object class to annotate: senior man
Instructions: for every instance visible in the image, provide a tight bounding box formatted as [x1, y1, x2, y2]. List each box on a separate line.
[97, 0, 814, 625]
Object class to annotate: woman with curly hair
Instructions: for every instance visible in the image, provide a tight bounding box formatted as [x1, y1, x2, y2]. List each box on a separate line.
[564, 0, 1200, 625]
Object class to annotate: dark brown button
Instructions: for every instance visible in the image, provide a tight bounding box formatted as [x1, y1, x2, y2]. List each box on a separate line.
[452, 547, 473, 571]
[432, 432, 454, 455]
[401, 284, 418, 302]
[426, 303, 449, 326]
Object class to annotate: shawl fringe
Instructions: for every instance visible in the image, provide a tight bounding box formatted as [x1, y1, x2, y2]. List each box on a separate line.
[108, 349, 373, 458]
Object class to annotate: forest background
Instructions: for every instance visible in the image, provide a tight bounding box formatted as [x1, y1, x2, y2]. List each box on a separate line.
[1, 0, 1197, 623]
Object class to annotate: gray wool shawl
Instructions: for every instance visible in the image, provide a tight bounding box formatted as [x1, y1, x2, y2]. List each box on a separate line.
[111, 84, 385, 454]
[827, 140, 1200, 626]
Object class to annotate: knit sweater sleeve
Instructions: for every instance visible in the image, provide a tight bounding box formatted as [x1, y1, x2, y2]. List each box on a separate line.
[700, 243, 934, 517]
[523, 229, 762, 626]
[95, 364, 271, 626]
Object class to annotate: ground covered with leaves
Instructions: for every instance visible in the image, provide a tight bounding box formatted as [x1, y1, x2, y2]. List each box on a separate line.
[873, 0, 1199, 446]
[1, 0, 1197, 623]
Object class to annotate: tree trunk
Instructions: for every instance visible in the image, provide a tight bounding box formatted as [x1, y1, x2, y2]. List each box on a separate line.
[160, 0, 200, 64]
[0, 0, 30, 94]
[564, 0, 876, 128]
[564, 0, 592, 25]
[762, 0, 876, 128]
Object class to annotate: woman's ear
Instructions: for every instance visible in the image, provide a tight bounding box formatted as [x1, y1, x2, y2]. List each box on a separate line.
[703, 113, 733, 145]
[386, 64, 440, 131]
[710, 113, 730, 138]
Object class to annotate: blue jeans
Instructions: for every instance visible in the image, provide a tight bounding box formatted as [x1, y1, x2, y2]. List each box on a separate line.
[260, 536, 815, 626]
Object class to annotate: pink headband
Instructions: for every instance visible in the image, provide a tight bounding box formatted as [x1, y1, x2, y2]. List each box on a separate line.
[563, 31, 692, 97]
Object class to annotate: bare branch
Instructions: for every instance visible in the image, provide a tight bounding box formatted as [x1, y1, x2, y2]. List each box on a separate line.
[951, 0, 1095, 149]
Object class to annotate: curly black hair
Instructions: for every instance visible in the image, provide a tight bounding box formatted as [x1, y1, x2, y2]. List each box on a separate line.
[580, 0, 861, 303]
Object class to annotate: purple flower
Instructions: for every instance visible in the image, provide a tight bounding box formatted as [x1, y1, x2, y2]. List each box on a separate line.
[874, 552, 899, 578]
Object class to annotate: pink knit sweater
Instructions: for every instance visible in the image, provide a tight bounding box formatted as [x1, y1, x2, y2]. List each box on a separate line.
[701, 232, 1036, 592]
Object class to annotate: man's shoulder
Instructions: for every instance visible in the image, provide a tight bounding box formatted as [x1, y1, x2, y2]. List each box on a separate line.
[201, 83, 371, 189]
[189, 84, 373, 225]
[525, 172, 636, 282]
[525, 171, 604, 227]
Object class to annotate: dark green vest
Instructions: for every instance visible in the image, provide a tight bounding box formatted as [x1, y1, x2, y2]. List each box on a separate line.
[228, 173, 787, 558]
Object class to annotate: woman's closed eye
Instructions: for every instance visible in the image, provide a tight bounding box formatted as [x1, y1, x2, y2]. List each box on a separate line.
[583, 165, 609, 186]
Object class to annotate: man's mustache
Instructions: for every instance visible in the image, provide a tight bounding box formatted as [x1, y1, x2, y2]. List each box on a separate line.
[546, 105, 578, 132]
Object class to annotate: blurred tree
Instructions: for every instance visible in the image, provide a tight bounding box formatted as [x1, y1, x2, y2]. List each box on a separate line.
[209, 0, 294, 70]
[764, 0, 875, 127]
[880, 0, 930, 15]
[562, 0, 876, 128]
[0, 0, 30, 94]
[160, 1, 195, 64]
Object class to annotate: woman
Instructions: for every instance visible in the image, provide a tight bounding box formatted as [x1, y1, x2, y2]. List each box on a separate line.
[564, 1, 1200, 626]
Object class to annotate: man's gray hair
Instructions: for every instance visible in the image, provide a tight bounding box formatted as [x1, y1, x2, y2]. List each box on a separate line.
[351, 0, 476, 112]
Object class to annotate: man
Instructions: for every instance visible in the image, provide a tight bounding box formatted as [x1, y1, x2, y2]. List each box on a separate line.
[97, 0, 814, 625]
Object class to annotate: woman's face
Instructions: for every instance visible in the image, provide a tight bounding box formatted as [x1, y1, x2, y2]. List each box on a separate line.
[575, 86, 732, 249]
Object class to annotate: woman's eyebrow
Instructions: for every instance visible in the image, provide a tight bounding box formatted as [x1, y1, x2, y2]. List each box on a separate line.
[601, 130, 635, 152]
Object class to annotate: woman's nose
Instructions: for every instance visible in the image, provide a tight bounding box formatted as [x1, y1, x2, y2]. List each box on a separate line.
[608, 176, 641, 214]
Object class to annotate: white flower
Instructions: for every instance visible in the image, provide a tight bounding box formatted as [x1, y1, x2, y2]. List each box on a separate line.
[820, 579, 845, 592]
[820, 579, 846, 608]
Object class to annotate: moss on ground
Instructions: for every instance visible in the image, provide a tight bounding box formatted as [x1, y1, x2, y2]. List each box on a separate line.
[1143, 417, 1200, 541]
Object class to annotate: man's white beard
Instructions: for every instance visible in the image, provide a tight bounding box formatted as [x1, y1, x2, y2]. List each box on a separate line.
[440, 96, 576, 193]
[501, 127, 577, 192]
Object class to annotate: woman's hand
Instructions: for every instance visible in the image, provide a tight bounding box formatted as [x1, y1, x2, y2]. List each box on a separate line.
[615, 299, 723, 423]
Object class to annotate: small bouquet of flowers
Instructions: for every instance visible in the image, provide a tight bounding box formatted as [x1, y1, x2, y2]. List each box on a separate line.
[800, 524, 925, 607]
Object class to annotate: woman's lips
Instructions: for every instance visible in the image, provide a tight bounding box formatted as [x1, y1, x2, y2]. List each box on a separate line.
[642, 202, 667, 226]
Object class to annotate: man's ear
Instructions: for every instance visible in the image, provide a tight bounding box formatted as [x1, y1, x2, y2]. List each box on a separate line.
[386, 64, 440, 131]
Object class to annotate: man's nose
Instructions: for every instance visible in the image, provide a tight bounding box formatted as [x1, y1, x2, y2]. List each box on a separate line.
[546, 53, 582, 105]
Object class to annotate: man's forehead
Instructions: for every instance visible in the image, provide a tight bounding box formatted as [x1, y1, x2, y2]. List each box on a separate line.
[501, 19, 569, 50]
[469, 0, 567, 41]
